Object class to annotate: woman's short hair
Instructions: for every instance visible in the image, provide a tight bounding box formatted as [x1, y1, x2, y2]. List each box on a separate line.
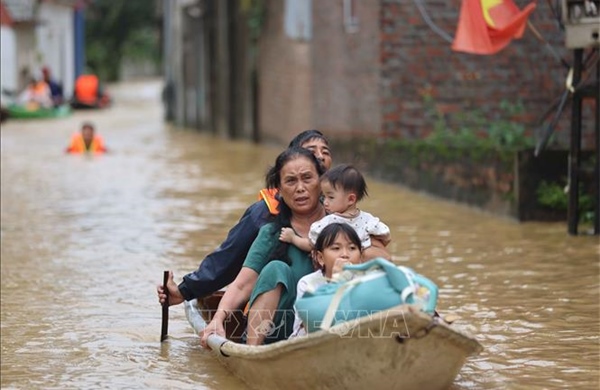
[287, 129, 329, 149]
[265, 146, 325, 189]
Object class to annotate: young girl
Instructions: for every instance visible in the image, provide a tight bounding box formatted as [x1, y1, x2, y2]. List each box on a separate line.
[290, 223, 363, 337]
[280, 164, 391, 253]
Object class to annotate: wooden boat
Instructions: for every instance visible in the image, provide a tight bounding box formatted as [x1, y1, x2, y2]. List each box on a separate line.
[185, 299, 482, 390]
[6, 104, 71, 119]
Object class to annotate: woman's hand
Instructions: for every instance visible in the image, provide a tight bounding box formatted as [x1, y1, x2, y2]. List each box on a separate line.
[362, 238, 391, 261]
[200, 316, 226, 349]
[156, 270, 184, 306]
[279, 227, 296, 243]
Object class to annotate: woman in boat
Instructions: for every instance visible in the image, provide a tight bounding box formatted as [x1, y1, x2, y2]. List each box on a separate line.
[157, 131, 335, 306]
[290, 223, 363, 338]
[200, 147, 328, 346]
[158, 131, 390, 308]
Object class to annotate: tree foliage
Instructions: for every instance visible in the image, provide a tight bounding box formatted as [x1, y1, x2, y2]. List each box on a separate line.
[85, 0, 160, 81]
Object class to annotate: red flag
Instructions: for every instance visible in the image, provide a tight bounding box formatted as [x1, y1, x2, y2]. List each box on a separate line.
[452, 0, 537, 55]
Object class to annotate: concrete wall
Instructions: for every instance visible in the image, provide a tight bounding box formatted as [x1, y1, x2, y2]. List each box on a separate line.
[258, 0, 313, 144]
[0, 25, 18, 94]
[36, 3, 75, 98]
[312, 0, 381, 136]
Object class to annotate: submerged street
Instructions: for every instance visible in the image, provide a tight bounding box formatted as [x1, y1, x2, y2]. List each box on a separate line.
[1, 79, 598, 389]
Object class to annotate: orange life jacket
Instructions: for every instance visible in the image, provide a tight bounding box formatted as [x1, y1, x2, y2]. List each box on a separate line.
[258, 188, 279, 215]
[66, 133, 106, 154]
[32, 81, 50, 96]
[74, 75, 99, 105]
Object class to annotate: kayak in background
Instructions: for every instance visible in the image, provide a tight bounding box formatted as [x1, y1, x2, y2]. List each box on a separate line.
[6, 103, 71, 119]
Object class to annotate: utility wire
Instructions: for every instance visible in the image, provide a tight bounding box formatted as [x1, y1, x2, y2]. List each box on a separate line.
[412, 0, 454, 44]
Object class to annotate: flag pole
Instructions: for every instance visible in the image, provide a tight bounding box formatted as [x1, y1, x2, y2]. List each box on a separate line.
[526, 21, 570, 69]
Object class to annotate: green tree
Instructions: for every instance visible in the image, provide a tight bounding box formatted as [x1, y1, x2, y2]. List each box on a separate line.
[85, 0, 160, 81]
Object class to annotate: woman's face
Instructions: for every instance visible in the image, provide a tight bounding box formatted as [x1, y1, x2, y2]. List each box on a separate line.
[315, 232, 362, 278]
[301, 138, 332, 171]
[279, 155, 322, 215]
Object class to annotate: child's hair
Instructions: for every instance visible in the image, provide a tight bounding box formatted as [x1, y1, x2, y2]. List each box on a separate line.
[320, 164, 368, 201]
[313, 223, 363, 272]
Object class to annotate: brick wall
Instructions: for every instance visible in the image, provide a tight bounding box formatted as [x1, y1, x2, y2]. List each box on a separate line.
[379, 0, 595, 149]
[258, 0, 596, 149]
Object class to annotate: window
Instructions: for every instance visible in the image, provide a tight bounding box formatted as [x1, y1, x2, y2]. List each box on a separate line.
[284, 0, 312, 40]
[343, 0, 359, 33]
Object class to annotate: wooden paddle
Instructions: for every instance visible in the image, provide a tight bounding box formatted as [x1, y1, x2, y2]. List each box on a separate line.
[160, 270, 169, 342]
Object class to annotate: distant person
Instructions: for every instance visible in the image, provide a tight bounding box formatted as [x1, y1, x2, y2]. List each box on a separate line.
[72, 74, 110, 108]
[17, 77, 53, 109]
[42, 66, 64, 106]
[65, 122, 107, 154]
[280, 164, 391, 258]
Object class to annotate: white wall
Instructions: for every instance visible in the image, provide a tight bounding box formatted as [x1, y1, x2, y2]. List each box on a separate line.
[0, 25, 18, 95]
[36, 3, 75, 98]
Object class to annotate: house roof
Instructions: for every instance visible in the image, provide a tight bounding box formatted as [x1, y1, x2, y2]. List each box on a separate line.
[3, 0, 81, 23]
[2, 0, 37, 22]
[1, 1, 14, 26]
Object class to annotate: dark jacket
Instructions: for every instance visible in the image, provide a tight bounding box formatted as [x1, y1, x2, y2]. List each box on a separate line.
[178, 199, 274, 300]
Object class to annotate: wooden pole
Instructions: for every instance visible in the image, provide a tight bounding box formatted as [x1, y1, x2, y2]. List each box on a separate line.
[568, 49, 584, 235]
[160, 270, 169, 342]
[594, 56, 599, 235]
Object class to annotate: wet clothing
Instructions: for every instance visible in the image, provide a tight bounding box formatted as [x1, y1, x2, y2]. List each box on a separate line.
[178, 197, 277, 300]
[244, 223, 315, 343]
[66, 133, 107, 154]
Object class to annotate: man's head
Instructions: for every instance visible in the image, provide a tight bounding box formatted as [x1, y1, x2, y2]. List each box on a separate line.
[288, 130, 332, 171]
[81, 122, 95, 144]
[42, 67, 50, 81]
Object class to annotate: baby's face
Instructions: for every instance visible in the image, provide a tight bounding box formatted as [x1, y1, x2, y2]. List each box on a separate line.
[321, 180, 353, 214]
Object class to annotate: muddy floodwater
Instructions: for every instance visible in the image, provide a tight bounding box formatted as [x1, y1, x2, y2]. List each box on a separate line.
[1, 79, 599, 389]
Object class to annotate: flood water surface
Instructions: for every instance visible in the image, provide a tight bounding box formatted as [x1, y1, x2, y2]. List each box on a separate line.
[1, 80, 598, 389]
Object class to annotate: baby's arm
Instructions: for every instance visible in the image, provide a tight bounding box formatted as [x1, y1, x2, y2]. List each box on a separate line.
[279, 227, 313, 252]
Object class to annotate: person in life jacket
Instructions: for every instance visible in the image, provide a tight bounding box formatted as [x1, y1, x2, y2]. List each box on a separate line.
[65, 121, 107, 154]
[72, 74, 110, 108]
[18, 77, 53, 109]
[158, 130, 385, 309]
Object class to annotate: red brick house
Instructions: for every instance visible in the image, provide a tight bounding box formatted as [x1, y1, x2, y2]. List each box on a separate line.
[257, 0, 596, 149]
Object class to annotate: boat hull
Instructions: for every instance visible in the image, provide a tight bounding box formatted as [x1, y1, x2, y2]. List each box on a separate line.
[7, 104, 71, 119]
[203, 305, 482, 390]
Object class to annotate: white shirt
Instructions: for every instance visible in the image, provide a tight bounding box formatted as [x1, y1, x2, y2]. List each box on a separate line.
[308, 210, 391, 249]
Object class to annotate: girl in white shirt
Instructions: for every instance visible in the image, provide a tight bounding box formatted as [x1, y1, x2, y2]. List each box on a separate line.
[290, 223, 363, 337]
